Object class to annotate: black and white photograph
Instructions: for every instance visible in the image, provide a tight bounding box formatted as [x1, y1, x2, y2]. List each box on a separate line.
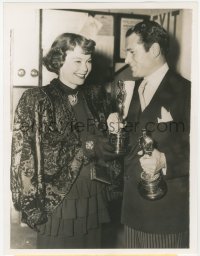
[2, 1, 199, 255]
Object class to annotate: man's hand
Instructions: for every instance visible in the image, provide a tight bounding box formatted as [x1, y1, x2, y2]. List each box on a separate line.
[139, 149, 166, 176]
[107, 112, 124, 134]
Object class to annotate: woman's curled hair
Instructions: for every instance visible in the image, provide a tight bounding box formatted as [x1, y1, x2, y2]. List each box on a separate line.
[43, 33, 96, 74]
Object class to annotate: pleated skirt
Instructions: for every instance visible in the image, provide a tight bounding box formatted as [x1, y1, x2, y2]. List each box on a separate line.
[37, 166, 110, 249]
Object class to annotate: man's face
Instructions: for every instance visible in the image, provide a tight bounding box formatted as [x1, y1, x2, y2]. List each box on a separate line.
[59, 45, 92, 88]
[125, 33, 154, 78]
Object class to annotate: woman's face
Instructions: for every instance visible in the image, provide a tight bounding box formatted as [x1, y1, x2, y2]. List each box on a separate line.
[59, 45, 92, 88]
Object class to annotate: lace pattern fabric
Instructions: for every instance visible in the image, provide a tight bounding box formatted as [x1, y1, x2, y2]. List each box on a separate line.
[11, 80, 91, 229]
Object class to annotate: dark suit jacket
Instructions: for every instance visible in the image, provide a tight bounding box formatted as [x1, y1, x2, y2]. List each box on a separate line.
[121, 69, 191, 233]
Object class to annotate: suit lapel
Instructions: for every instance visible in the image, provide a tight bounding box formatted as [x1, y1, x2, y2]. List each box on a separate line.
[140, 70, 174, 123]
[125, 69, 176, 156]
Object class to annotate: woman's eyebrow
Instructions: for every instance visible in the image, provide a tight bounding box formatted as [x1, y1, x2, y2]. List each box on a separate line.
[126, 48, 134, 52]
[72, 57, 92, 60]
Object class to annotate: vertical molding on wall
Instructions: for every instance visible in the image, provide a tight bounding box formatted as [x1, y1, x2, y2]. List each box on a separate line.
[39, 9, 43, 87]
[10, 29, 14, 125]
[172, 10, 182, 76]
[178, 9, 192, 81]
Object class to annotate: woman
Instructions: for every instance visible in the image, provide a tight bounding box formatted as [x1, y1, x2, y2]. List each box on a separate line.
[10, 33, 117, 249]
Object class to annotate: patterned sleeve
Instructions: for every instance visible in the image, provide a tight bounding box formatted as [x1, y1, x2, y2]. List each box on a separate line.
[10, 87, 89, 229]
[10, 89, 36, 211]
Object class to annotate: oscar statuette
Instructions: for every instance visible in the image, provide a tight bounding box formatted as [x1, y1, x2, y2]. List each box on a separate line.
[138, 129, 167, 200]
[109, 80, 128, 155]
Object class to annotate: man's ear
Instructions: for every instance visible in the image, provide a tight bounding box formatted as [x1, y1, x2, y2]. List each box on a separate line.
[150, 43, 161, 58]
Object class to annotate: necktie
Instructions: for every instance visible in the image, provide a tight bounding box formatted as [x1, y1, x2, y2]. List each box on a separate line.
[138, 79, 147, 111]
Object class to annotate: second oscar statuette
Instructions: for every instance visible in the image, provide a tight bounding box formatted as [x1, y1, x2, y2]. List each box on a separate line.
[138, 129, 167, 200]
[109, 80, 128, 155]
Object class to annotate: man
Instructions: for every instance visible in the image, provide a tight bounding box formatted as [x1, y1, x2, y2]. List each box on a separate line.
[108, 20, 190, 248]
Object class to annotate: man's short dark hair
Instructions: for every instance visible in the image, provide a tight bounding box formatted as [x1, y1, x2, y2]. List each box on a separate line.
[126, 20, 169, 57]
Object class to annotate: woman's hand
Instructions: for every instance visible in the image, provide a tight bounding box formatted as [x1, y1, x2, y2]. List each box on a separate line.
[107, 112, 124, 134]
[94, 135, 118, 161]
[83, 134, 120, 161]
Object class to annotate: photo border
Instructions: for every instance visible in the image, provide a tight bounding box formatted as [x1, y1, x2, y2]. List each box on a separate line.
[2, 1, 199, 256]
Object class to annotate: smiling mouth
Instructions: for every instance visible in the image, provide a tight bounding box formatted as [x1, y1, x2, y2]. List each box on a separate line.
[75, 74, 86, 79]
